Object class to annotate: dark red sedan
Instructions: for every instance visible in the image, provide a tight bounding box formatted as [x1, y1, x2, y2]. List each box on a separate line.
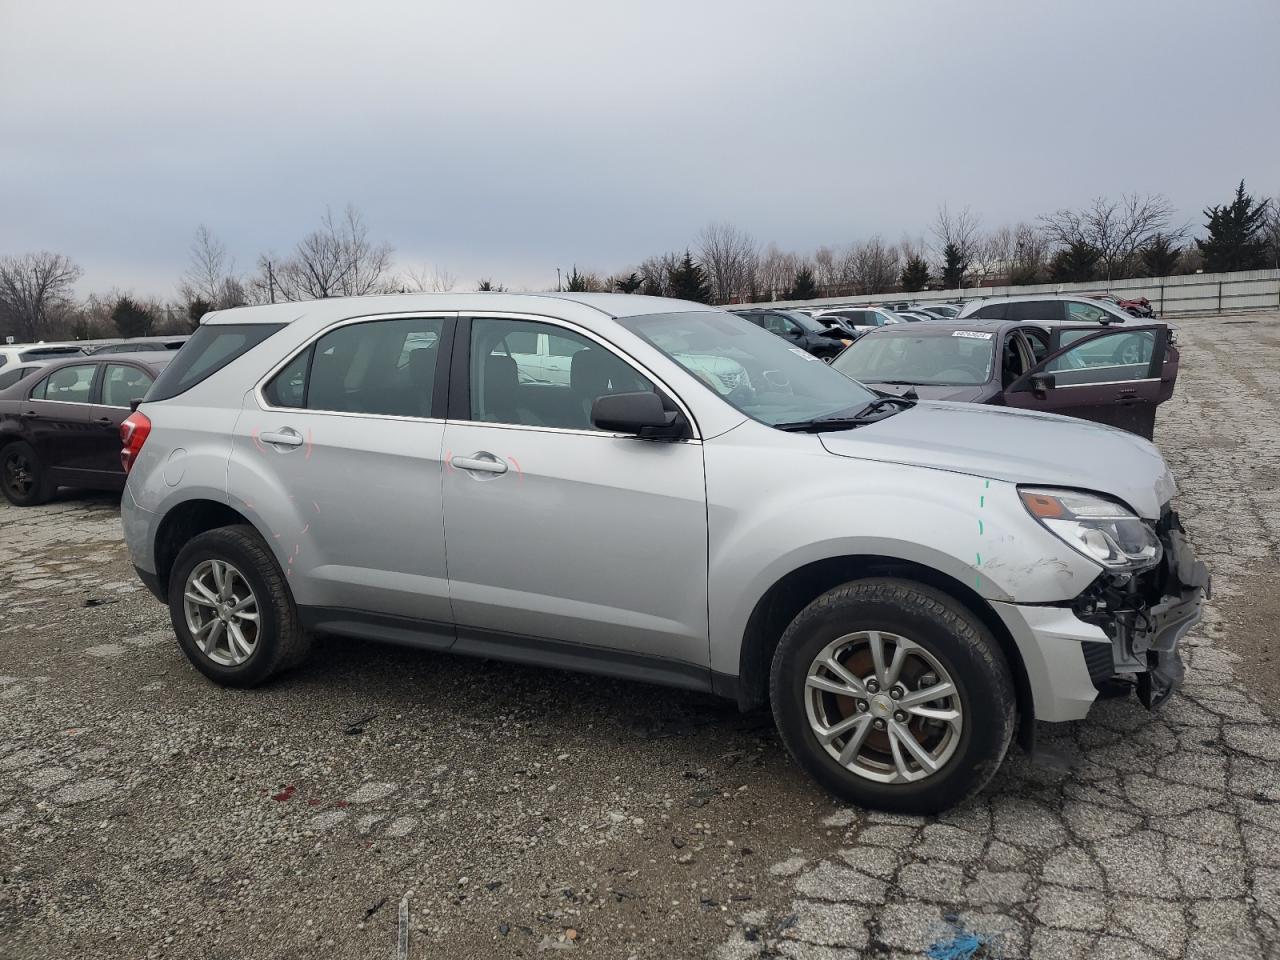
[0, 352, 174, 505]
[829, 318, 1178, 438]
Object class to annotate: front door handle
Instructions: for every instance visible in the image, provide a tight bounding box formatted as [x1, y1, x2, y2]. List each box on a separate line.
[452, 452, 508, 475]
[261, 427, 304, 448]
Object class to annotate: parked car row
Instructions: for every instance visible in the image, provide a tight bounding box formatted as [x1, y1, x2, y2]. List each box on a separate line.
[0, 335, 189, 371]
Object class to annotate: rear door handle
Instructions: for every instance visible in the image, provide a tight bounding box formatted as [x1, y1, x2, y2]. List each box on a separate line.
[452, 452, 508, 475]
[95, 416, 113, 424]
[260, 428, 304, 448]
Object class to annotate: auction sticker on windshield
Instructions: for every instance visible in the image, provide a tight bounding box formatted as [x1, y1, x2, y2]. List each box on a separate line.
[952, 331, 993, 339]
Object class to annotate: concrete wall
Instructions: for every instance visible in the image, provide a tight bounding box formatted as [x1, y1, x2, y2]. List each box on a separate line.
[732, 268, 1280, 316]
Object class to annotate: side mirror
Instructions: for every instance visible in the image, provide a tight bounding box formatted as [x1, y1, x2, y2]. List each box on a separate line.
[1029, 373, 1056, 396]
[129, 398, 143, 412]
[591, 391, 686, 439]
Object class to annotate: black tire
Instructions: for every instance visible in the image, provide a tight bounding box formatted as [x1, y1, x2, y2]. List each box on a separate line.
[1, 441, 55, 506]
[168, 524, 310, 687]
[770, 578, 1015, 815]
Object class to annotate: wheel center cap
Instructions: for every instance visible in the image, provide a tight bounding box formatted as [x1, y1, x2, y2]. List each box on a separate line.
[869, 694, 894, 719]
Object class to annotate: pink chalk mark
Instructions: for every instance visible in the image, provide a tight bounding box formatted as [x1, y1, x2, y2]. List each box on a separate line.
[508, 455, 524, 481]
[300, 523, 310, 535]
[312, 501, 321, 514]
[304, 428, 314, 460]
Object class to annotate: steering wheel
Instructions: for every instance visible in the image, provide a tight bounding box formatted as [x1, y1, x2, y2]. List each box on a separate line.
[1113, 338, 1146, 366]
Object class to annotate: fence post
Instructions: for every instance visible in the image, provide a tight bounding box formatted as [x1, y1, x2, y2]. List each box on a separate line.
[1218, 281, 1223, 314]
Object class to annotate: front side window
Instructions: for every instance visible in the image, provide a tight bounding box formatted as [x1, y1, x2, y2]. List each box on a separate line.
[832, 330, 995, 387]
[619, 311, 876, 427]
[101, 364, 155, 407]
[1044, 330, 1156, 382]
[32, 363, 96, 402]
[469, 318, 654, 430]
[265, 316, 445, 417]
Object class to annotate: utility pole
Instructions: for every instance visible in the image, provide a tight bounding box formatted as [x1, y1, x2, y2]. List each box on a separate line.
[556, 267, 561, 292]
[267, 259, 277, 304]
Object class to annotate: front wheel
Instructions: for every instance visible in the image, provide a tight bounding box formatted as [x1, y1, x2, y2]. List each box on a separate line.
[770, 578, 1015, 814]
[168, 525, 310, 687]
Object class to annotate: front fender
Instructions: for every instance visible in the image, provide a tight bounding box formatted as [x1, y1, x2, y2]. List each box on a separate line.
[704, 424, 1100, 675]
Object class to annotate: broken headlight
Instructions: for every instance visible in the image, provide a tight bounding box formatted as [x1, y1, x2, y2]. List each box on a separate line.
[1019, 487, 1162, 572]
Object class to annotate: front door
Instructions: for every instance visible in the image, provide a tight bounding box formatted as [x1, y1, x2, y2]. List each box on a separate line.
[227, 313, 456, 642]
[23, 362, 98, 478]
[441, 315, 710, 679]
[1003, 325, 1168, 437]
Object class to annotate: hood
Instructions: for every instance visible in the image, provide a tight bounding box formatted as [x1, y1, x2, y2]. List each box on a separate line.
[866, 382, 989, 403]
[819, 401, 1176, 518]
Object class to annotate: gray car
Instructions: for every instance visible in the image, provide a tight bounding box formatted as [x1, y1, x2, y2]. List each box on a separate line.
[118, 293, 1208, 813]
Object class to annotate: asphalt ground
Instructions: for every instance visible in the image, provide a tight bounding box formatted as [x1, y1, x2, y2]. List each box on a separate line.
[1, 311, 1277, 960]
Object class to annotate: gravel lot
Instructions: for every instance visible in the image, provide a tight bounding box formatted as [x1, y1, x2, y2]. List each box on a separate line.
[2, 311, 1278, 960]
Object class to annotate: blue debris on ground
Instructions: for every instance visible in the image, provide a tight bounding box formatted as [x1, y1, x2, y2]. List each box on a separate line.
[926, 921, 993, 960]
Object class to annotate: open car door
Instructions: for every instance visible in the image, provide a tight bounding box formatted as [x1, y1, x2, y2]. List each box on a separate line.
[1002, 324, 1168, 438]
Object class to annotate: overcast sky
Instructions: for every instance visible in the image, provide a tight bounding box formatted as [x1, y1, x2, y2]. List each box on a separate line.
[2, 0, 1277, 297]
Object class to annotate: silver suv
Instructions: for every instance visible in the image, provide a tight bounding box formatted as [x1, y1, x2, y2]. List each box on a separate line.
[120, 293, 1209, 813]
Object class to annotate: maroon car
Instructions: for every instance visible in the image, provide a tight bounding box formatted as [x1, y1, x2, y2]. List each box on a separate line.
[829, 318, 1178, 438]
[0, 352, 173, 505]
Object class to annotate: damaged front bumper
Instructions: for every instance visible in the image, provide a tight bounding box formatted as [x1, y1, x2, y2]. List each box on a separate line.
[990, 510, 1210, 722]
[1072, 510, 1210, 709]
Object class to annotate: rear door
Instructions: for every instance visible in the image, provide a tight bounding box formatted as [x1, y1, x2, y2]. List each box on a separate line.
[1003, 325, 1167, 437]
[228, 313, 457, 641]
[82, 362, 157, 481]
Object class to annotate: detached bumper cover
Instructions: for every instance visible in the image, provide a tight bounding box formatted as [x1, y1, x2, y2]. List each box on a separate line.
[1131, 526, 1210, 708]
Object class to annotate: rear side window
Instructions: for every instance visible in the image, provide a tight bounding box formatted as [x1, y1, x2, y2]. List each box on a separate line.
[102, 363, 155, 407]
[1005, 300, 1062, 322]
[971, 303, 1005, 319]
[146, 323, 283, 402]
[263, 316, 445, 418]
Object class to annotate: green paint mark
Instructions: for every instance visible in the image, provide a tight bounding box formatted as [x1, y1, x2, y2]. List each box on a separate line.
[978, 519, 984, 535]
[979, 495, 985, 508]
[976, 552, 982, 566]
[985, 480, 990, 488]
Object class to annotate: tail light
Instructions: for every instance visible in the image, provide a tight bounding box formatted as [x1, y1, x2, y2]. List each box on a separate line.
[120, 411, 152, 473]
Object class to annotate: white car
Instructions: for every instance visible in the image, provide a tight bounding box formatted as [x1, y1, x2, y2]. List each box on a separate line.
[815, 307, 907, 334]
[958, 295, 1134, 325]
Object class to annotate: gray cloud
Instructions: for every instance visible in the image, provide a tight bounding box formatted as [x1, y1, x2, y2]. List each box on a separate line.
[2, 0, 1277, 296]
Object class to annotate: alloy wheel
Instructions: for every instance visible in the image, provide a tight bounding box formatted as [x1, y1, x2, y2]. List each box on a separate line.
[183, 559, 260, 666]
[3, 451, 33, 497]
[804, 630, 963, 784]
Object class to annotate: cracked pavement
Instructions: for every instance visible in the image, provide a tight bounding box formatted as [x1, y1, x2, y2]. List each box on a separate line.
[1, 311, 1278, 959]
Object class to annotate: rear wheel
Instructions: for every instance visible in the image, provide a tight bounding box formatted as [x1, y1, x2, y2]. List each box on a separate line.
[770, 578, 1015, 814]
[1, 441, 54, 506]
[168, 525, 310, 687]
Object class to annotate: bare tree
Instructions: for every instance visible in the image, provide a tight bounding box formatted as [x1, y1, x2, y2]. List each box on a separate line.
[931, 204, 982, 272]
[401, 263, 457, 293]
[1040, 193, 1180, 281]
[1009, 222, 1050, 284]
[697, 222, 757, 304]
[813, 245, 841, 295]
[273, 205, 394, 301]
[844, 237, 900, 295]
[756, 245, 801, 301]
[638, 251, 681, 297]
[0, 252, 83, 341]
[179, 225, 245, 309]
[1263, 193, 1280, 269]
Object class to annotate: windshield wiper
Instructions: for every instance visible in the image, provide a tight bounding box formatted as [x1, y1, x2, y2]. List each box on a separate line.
[776, 395, 916, 433]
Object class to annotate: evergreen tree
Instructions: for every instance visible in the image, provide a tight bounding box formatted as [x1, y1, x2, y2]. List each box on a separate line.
[899, 255, 930, 292]
[476, 279, 507, 292]
[564, 266, 590, 292]
[786, 265, 818, 300]
[1197, 180, 1271, 272]
[667, 251, 711, 302]
[614, 272, 643, 294]
[1048, 241, 1101, 283]
[1140, 233, 1183, 277]
[186, 296, 213, 332]
[939, 242, 967, 289]
[111, 296, 153, 338]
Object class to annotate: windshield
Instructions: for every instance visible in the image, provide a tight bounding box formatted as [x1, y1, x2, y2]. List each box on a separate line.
[780, 311, 828, 334]
[831, 329, 996, 386]
[618, 311, 876, 427]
